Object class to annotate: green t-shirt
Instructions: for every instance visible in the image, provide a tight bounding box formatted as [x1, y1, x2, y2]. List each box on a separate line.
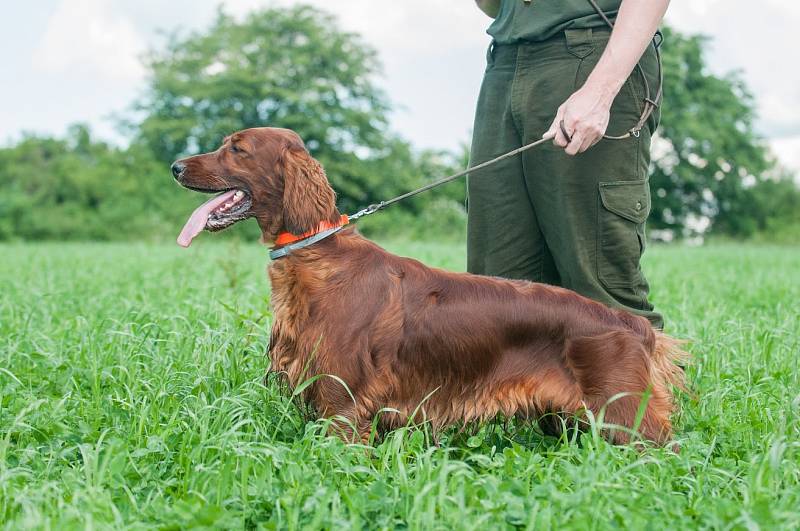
[487, 0, 621, 44]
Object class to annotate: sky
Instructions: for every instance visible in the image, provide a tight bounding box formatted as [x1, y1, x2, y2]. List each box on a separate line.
[2, 0, 799, 176]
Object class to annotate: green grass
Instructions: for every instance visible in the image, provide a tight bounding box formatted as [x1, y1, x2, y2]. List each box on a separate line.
[1, 240, 799, 530]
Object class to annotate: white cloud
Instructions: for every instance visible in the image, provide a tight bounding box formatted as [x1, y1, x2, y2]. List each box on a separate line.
[770, 135, 800, 181]
[666, 0, 800, 138]
[221, 0, 490, 150]
[221, 0, 484, 47]
[33, 0, 145, 81]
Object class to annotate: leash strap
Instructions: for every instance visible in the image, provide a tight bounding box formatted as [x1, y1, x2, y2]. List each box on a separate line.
[349, 132, 555, 221]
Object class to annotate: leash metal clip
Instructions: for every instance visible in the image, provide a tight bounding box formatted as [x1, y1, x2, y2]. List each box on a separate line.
[349, 201, 386, 221]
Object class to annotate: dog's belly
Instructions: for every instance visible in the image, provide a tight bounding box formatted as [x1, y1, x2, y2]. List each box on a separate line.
[380, 343, 585, 429]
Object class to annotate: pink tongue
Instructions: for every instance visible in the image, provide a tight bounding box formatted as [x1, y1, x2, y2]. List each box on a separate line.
[177, 190, 238, 247]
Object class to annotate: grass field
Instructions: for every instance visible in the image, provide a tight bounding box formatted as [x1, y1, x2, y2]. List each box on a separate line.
[1, 240, 799, 529]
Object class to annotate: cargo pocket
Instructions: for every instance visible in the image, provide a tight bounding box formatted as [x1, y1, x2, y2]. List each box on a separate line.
[597, 180, 650, 289]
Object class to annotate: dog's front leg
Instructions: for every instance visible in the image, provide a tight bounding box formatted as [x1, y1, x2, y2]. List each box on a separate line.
[325, 406, 375, 444]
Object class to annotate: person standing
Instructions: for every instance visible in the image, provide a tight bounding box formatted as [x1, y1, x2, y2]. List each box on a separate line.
[469, 0, 669, 328]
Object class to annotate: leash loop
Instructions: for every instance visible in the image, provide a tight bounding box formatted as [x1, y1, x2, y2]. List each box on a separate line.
[585, 0, 664, 140]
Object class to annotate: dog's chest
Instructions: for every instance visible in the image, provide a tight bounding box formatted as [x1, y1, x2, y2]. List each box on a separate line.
[267, 266, 311, 380]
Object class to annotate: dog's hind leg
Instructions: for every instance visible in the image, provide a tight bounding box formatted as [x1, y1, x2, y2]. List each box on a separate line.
[564, 331, 674, 445]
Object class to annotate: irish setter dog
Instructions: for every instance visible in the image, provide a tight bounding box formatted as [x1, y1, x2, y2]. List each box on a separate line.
[171, 127, 686, 446]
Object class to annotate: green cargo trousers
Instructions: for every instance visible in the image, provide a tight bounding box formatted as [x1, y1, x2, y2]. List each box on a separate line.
[467, 27, 664, 328]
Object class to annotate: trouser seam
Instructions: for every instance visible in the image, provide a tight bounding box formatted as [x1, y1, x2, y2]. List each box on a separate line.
[510, 46, 548, 283]
[520, 153, 547, 283]
[508, 46, 526, 141]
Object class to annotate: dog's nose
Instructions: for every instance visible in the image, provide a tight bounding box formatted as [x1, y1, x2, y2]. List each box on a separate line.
[171, 161, 186, 180]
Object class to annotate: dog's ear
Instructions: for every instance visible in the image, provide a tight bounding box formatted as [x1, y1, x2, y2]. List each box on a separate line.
[280, 145, 338, 234]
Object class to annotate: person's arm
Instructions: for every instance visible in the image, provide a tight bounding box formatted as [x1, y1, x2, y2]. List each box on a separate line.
[545, 0, 670, 155]
[475, 0, 501, 18]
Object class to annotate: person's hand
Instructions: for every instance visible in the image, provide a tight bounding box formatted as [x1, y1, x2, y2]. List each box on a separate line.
[544, 84, 614, 155]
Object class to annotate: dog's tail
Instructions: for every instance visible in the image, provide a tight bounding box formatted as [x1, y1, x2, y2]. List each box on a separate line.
[651, 331, 689, 394]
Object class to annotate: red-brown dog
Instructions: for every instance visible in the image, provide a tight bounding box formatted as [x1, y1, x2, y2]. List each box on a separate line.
[172, 127, 686, 445]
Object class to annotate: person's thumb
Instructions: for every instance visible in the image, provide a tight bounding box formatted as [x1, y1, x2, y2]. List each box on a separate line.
[544, 106, 564, 140]
[543, 115, 559, 139]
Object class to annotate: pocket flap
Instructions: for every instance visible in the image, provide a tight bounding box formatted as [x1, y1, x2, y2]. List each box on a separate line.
[599, 180, 650, 224]
[565, 29, 596, 58]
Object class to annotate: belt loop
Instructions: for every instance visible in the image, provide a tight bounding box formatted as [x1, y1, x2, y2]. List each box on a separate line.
[653, 29, 664, 49]
[564, 28, 593, 47]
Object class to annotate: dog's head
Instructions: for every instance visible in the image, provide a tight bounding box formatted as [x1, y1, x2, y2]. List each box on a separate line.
[171, 127, 339, 247]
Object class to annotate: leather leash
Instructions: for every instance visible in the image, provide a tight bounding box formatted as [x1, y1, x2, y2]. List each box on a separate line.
[349, 132, 555, 221]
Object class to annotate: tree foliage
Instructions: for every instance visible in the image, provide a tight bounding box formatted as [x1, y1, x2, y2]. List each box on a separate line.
[0, 125, 200, 241]
[651, 27, 790, 237]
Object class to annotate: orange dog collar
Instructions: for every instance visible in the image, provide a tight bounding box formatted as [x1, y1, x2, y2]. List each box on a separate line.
[269, 216, 348, 260]
[273, 215, 349, 246]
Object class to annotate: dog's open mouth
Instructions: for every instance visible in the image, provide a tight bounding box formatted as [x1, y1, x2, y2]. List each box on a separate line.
[177, 188, 253, 247]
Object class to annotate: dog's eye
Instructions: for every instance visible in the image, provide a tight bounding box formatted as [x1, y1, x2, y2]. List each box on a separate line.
[230, 145, 243, 154]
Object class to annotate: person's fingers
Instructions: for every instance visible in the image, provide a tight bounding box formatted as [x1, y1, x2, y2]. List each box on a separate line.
[547, 107, 569, 147]
[578, 123, 606, 153]
[554, 130, 569, 147]
[578, 133, 596, 153]
[543, 119, 558, 140]
[554, 118, 571, 148]
[554, 128, 569, 148]
[564, 130, 585, 156]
